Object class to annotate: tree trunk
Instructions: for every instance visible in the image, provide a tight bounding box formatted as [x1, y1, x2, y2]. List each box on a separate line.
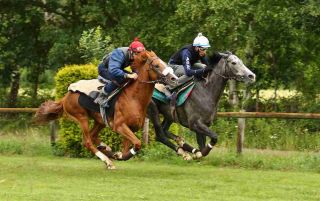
[273, 81, 278, 111]
[32, 68, 40, 105]
[8, 67, 20, 107]
[255, 89, 260, 112]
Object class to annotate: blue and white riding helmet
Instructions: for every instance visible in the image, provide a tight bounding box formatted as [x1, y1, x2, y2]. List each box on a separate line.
[193, 33, 210, 48]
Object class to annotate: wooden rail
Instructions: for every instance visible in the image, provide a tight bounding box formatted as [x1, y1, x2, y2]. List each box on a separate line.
[1, 108, 320, 119]
[0, 108, 38, 113]
[217, 112, 320, 119]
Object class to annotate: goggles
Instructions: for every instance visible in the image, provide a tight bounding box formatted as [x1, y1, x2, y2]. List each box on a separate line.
[198, 47, 208, 51]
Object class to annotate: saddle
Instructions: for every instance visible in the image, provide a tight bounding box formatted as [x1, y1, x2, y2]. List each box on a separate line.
[153, 78, 195, 106]
[68, 79, 129, 125]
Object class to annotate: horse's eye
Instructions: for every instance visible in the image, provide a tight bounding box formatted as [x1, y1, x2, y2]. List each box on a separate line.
[155, 65, 160, 68]
[231, 62, 236, 65]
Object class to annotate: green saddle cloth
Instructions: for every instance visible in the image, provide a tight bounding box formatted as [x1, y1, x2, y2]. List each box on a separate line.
[152, 84, 195, 106]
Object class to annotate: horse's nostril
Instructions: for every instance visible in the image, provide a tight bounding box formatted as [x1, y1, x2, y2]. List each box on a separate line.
[248, 74, 255, 80]
[171, 77, 177, 81]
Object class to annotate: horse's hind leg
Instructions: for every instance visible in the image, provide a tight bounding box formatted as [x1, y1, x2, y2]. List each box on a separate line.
[89, 113, 114, 158]
[64, 93, 115, 169]
[77, 117, 115, 169]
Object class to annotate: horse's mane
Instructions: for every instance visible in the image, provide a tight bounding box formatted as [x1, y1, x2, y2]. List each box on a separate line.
[208, 53, 223, 68]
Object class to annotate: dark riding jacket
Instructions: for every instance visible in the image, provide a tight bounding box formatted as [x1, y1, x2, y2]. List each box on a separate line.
[98, 47, 131, 80]
[168, 44, 209, 77]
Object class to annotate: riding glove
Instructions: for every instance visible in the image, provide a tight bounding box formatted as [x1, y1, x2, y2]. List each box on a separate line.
[125, 73, 138, 80]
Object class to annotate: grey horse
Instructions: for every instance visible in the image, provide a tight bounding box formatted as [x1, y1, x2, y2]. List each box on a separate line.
[147, 52, 256, 160]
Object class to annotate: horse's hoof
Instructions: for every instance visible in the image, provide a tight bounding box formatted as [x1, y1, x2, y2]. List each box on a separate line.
[175, 137, 185, 147]
[192, 151, 203, 159]
[113, 152, 123, 160]
[183, 153, 192, 161]
[107, 165, 116, 170]
[105, 145, 112, 152]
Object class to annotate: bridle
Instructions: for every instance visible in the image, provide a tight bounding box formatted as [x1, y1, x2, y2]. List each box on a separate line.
[137, 55, 171, 84]
[212, 53, 237, 80]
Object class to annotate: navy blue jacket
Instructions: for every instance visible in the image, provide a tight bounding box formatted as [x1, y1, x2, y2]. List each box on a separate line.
[98, 47, 131, 80]
[169, 44, 209, 77]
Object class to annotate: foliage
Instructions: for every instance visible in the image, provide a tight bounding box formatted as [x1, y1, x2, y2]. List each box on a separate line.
[213, 117, 320, 152]
[1, 0, 320, 106]
[54, 63, 97, 98]
[79, 26, 114, 63]
[54, 64, 121, 157]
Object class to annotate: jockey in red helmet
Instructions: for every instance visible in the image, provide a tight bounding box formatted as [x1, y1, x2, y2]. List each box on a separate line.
[95, 37, 146, 107]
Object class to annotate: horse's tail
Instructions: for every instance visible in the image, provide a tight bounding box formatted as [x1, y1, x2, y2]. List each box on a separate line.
[34, 99, 64, 124]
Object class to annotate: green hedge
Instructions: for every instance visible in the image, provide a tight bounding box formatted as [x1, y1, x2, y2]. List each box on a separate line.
[54, 64, 122, 157]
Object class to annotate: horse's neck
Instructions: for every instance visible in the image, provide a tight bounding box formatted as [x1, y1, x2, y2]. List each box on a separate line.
[129, 66, 155, 106]
[196, 63, 228, 107]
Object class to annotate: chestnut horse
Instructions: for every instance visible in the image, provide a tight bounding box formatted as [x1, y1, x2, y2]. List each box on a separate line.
[35, 51, 177, 169]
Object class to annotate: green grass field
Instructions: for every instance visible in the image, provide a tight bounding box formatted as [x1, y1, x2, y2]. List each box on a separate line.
[0, 125, 319, 200]
[0, 155, 320, 201]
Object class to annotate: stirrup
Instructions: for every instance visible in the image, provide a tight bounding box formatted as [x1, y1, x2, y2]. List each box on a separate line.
[94, 93, 109, 107]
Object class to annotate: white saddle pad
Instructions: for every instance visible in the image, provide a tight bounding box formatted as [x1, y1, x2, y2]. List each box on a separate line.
[68, 79, 104, 96]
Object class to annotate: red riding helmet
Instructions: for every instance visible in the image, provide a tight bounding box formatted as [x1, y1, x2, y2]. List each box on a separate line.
[129, 37, 145, 53]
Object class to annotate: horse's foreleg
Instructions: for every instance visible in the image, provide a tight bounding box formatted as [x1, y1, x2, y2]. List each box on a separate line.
[78, 117, 115, 169]
[114, 123, 141, 161]
[122, 137, 131, 153]
[161, 119, 192, 160]
[196, 132, 206, 150]
[162, 119, 196, 157]
[191, 119, 218, 158]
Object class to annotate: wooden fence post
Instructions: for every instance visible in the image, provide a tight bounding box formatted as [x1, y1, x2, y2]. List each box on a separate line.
[49, 120, 58, 146]
[237, 109, 245, 154]
[142, 118, 149, 145]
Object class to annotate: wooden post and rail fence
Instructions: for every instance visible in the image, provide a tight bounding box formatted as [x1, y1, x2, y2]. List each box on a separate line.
[1, 108, 320, 153]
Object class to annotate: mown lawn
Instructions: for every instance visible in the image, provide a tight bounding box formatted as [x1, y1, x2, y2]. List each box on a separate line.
[0, 155, 319, 201]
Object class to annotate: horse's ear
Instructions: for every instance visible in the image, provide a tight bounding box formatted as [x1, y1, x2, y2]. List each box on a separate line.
[225, 50, 233, 55]
[137, 50, 148, 61]
[219, 53, 228, 58]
